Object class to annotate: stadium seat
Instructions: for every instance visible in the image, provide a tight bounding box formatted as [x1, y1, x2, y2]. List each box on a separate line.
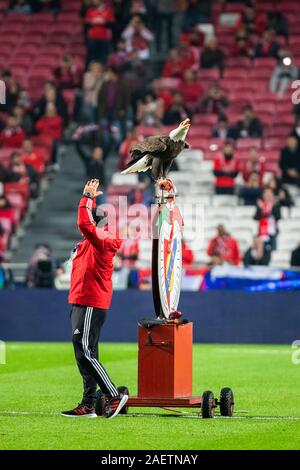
[261, 149, 280, 161]
[263, 137, 283, 150]
[236, 139, 262, 150]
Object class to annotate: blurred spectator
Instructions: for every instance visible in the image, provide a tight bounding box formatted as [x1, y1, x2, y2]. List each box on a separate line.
[200, 37, 224, 74]
[34, 81, 68, 125]
[35, 103, 63, 141]
[85, 0, 115, 64]
[241, 147, 265, 184]
[122, 15, 153, 61]
[182, 239, 194, 267]
[162, 49, 185, 78]
[232, 28, 253, 58]
[119, 225, 139, 267]
[20, 139, 45, 176]
[118, 128, 140, 171]
[180, 70, 204, 112]
[179, 25, 204, 48]
[97, 68, 130, 147]
[207, 224, 241, 266]
[207, 253, 224, 268]
[290, 243, 300, 268]
[243, 235, 271, 266]
[0, 115, 25, 148]
[13, 105, 33, 136]
[181, 0, 208, 29]
[155, 0, 175, 52]
[290, 116, 300, 146]
[128, 174, 154, 207]
[254, 29, 280, 59]
[212, 115, 237, 140]
[213, 141, 239, 195]
[25, 244, 56, 288]
[107, 39, 130, 74]
[177, 40, 197, 70]
[265, 174, 293, 208]
[79, 61, 104, 123]
[268, 11, 288, 39]
[53, 53, 82, 90]
[36, 104, 63, 166]
[0, 194, 11, 211]
[0, 163, 9, 182]
[137, 92, 163, 126]
[254, 187, 281, 250]
[9, 0, 32, 13]
[269, 53, 298, 97]
[200, 82, 228, 115]
[237, 4, 267, 36]
[236, 105, 263, 138]
[239, 172, 262, 206]
[8, 152, 40, 199]
[279, 136, 300, 186]
[1, 75, 21, 114]
[151, 79, 174, 113]
[162, 92, 189, 125]
[75, 141, 106, 188]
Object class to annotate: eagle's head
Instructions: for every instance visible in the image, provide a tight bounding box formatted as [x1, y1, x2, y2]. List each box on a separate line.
[169, 118, 190, 142]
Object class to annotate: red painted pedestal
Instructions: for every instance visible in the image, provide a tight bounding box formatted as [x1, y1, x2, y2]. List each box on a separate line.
[127, 322, 202, 408]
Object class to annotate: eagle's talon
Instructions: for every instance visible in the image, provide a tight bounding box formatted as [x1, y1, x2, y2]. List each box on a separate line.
[158, 178, 174, 191]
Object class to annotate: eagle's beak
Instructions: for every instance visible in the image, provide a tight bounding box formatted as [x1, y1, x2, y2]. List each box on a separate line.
[181, 118, 191, 129]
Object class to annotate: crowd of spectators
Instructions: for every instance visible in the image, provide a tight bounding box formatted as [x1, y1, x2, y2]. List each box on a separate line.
[2, 0, 300, 280]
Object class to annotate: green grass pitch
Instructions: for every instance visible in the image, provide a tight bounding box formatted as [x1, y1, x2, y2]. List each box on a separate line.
[0, 342, 299, 450]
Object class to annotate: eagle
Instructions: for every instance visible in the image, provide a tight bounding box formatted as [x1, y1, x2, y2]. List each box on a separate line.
[121, 119, 191, 180]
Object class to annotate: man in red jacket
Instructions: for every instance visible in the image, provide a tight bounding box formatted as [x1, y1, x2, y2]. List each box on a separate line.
[61, 179, 128, 419]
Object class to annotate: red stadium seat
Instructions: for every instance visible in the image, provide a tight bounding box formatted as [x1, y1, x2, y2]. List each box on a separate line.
[264, 161, 280, 175]
[253, 58, 277, 69]
[189, 137, 212, 151]
[229, 91, 254, 104]
[257, 112, 274, 125]
[198, 69, 220, 81]
[223, 69, 248, 80]
[4, 182, 30, 201]
[158, 78, 180, 90]
[192, 115, 218, 126]
[226, 57, 251, 69]
[261, 149, 280, 161]
[253, 102, 276, 114]
[204, 149, 224, 161]
[31, 135, 53, 151]
[269, 125, 291, 138]
[263, 138, 284, 150]
[236, 138, 263, 150]
[136, 125, 160, 138]
[188, 126, 212, 140]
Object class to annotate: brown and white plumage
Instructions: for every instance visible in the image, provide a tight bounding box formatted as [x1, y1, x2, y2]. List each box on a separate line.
[121, 119, 191, 180]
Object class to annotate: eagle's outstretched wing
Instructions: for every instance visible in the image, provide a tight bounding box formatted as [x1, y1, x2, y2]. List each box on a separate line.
[130, 136, 169, 155]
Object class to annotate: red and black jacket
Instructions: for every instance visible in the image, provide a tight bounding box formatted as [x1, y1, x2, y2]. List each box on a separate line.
[68, 196, 122, 309]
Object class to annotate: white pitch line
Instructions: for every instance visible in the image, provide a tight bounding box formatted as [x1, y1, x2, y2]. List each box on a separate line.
[1, 411, 300, 421]
[0, 410, 58, 416]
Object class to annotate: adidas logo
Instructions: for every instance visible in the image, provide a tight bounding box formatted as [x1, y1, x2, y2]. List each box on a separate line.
[74, 329, 81, 335]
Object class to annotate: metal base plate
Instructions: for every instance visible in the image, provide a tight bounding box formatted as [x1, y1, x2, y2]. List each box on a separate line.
[127, 396, 202, 408]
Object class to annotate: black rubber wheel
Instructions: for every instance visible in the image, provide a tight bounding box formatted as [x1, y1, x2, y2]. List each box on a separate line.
[220, 387, 234, 417]
[95, 390, 106, 417]
[201, 390, 215, 418]
[117, 386, 129, 415]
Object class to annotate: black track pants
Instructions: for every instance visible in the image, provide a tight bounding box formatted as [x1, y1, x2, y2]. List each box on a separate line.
[71, 305, 119, 404]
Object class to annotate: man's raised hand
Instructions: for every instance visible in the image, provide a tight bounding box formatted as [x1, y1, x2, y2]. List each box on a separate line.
[83, 179, 103, 197]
